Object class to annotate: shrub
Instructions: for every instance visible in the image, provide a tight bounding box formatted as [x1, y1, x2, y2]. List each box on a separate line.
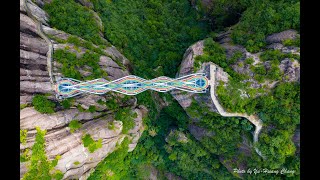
[231, 0, 300, 52]
[244, 57, 254, 65]
[260, 49, 300, 63]
[20, 129, 28, 144]
[32, 95, 56, 114]
[260, 49, 283, 62]
[61, 99, 72, 109]
[229, 51, 244, 65]
[283, 38, 300, 47]
[82, 134, 103, 153]
[90, 0, 209, 77]
[44, 0, 104, 45]
[88, 137, 130, 180]
[22, 127, 63, 180]
[115, 108, 137, 134]
[20, 104, 28, 110]
[266, 63, 282, 81]
[195, 38, 227, 67]
[20, 149, 30, 162]
[53, 49, 107, 80]
[107, 121, 115, 130]
[77, 105, 85, 112]
[88, 105, 96, 113]
[68, 120, 82, 133]
[252, 65, 266, 75]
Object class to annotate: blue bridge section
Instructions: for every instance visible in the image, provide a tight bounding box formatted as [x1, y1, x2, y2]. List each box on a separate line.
[55, 73, 209, 99]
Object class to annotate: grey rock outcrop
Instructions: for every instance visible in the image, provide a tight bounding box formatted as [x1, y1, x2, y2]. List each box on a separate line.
[187, 124, 214, 141]
[165, 130, 189, 144]
[279, 58, 300, 82]
[292, 127, 300, 154]
[266, 29, 298, 44]
[171, 28, 301, 176]
[170, 41, 221, 142]
[171, 41, 222, 114]
[42, 24, 132, 80]
[23, 0, 49, 25]
[20, 106, 145, 179]
[20, 1, 146, 179]
[76, 0, 94, 8]
[20, 11, 52, 104]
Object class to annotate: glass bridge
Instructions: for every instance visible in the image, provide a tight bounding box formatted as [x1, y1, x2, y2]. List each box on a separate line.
[55, 73, 209, 99]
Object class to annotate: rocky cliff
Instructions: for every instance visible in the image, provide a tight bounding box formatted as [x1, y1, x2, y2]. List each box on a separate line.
[172, 27, 300, 125]
[171, 28, 300, 176]
[20, 0, 146, 179]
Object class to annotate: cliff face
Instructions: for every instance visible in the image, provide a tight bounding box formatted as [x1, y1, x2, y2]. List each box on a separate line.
[172, 28, 300, 120]
[171, 28, 300, 176]
[20, 0, 146, 179]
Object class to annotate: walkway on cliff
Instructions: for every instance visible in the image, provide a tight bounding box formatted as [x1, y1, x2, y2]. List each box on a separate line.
[208, 62, 266, 159]
[23, 0, 55, 85]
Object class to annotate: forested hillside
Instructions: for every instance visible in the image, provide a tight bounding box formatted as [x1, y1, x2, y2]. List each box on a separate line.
[21, 0, 300, 179]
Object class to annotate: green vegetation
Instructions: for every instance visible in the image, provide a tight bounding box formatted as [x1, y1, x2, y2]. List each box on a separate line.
[216, 80, 252, 113]
[66, 35, 109, 54]
[148, 128, 157, 137]
[266, 62, 282, 81]
[68, 120, 82, 133]
[97, 99, 104, 105]
[105, 98, 120, 111]
[32, 95, 56, 114]
[115, 108, 137, 134]
[46, 34, 67, 44]
[260, 49, 300, 62]
[90, 98, 234, 179]
[196, 15, 299, 175]
[244, 57, 254, 65]
[90, 81, 299, 179]
[195, 38, 247, 81]
[82, 134, 103, 153]
[77, 104, 86, 112]
[107, 121, 115, 130]
[73, 161, 80, 165]
[44, 0, 105, 45]
[43, 0, 299, 179]
[20, 149, 31, 162]
[253, 82, 300, 128]
[204, 0, 247, 31]
[230, 50, 244, 65]
[231, 0, 300, 52]
[204, 81, 299, 178]
[283, 38, 300, 47]
[20, 129, 30, 162]
[20, 129, 28, 144]
[186, 98, 253, 158]
[52, 49, 108, 80]
[88, 137, 131, 180]
[251, 64, 267, 83]
[88, 105, 96, 113]
[195, 38, 227, 68]
[22, 127, 63, 180]
[20, 104, 28, 110]
[60, 98, 73, 109]
[245, 83, 299, 173]
[90, 0, 209, 78]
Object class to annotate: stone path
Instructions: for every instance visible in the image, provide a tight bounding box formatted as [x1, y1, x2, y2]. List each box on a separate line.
[23, 0, 55, 86]
[208, 62, 265, 159]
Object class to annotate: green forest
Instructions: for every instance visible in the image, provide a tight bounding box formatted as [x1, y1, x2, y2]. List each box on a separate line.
[29, 0, 302, 179]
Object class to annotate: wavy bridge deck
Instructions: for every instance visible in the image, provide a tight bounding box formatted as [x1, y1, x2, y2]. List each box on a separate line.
[55, 73, 209, 99]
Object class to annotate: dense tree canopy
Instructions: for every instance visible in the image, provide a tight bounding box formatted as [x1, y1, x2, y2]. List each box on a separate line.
[44, 0, 105, 45]
[90, 0, 209, 78]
